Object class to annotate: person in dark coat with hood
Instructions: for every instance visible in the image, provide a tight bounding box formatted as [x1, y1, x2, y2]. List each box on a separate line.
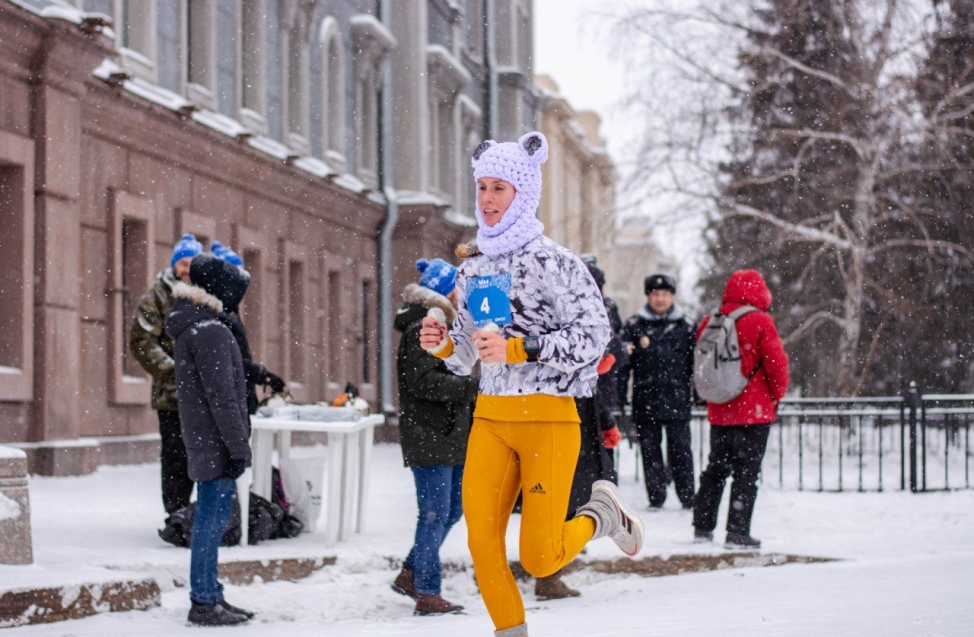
[622, 273, 696, 510]
[693, 269, 789, 549]
[391, 258, 478, 617]
[166, 253, 253, 627]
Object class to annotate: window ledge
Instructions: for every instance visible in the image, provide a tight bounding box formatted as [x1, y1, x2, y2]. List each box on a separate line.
[427, 45, 472, 95]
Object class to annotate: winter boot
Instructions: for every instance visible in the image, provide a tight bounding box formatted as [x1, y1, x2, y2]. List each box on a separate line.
[576, 480, 644, 556]
[693, 529, 713, 543]
[217, 599, 254, 619]
[535, 572, 580, 601]
[391, 565, 418, 600]
[413, 593, 464, 616]
[187, 601, 248, 626]
[725, 533, 761, 550]
[495, 623, 529, 637]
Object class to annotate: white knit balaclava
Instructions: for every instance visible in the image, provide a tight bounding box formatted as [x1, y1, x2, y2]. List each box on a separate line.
[471, 131, 548, 256]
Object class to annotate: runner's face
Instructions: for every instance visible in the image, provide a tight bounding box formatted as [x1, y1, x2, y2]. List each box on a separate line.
[477, 178, 516, 227]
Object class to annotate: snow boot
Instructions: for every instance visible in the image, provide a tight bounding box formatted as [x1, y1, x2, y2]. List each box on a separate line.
[535, 572, 580, 600]
[391, 565, 418, 600]
[693, 529, 713, 543]
[187, 601, 248, 626]
[576, 480, 644, 556]
[725, 533, 761, 550]
[217, 599, 254, 619]
[413, 593, 464, 616]
[495, 623, 529, 636]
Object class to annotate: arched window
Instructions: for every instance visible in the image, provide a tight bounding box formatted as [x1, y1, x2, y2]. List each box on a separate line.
[318, 17, 346, 169]
[283, 5, 313, 154]
[118, 0, 158, 83]
[239, 0, 267, 133]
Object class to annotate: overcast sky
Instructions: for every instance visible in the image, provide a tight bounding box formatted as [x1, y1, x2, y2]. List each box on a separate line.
[533, 0, 708, 294]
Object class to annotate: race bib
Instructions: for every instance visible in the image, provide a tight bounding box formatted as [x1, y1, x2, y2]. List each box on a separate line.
[466, 274, 512, 328]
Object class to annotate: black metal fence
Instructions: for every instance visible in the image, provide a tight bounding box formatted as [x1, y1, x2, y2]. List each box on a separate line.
[621, 384, 974, 493]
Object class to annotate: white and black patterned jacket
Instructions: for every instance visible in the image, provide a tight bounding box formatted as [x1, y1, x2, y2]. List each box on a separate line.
[444, 235, 610, 397]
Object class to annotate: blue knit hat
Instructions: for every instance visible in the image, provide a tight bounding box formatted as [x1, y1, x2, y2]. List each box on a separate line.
[171, 234, 203, 269]
[416, 258, 457, 297]
[211, 241, 244, 268]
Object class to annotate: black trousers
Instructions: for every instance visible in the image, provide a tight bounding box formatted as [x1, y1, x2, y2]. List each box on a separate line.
[693, 424, 771, 536]
[158, 410, 194, 515]
[634, 415, 695, 508]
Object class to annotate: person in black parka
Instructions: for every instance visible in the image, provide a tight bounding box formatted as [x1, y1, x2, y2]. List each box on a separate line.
[166, 253, 253, 627]
[621, 273, 696, 510]
[391, 259, 478, 617]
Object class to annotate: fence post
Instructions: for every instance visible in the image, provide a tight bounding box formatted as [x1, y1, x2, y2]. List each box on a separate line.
[906, 381, 919, 493]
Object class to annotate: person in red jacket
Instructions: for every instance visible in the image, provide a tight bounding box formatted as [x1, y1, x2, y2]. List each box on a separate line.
[692, 270, 789, 549]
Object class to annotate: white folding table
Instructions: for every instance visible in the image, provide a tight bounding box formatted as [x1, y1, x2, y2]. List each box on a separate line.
[245, 414, 385, 547]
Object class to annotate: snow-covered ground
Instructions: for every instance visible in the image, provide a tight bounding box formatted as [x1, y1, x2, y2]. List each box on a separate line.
[3, 442, 973, 636]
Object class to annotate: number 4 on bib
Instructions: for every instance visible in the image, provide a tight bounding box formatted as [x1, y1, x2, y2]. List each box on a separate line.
[467, 274, 512, 328]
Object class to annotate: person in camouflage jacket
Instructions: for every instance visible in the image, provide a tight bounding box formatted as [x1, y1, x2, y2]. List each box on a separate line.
[129, 234, 202, 521]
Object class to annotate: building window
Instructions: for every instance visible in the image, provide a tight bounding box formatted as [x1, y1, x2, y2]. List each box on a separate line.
[281, 241, 308, 402]
[117, 0, 158, 83]
[516, 0, 532, 73]
[427, 45, 472, 203]
[361, 279, 371, 384]
[318, 17, 346, 169]
[463, 0, 484, 61]
[282, 6, 313, 154]
[326, 266, 343, 394]
[109, 191, 154, 405]
[187, 0, 218, 109]
[239, 0, 267, 133]
[0, 131, 35, 402]
[350, 15, 396, 186]
[234, 224, 266, 362]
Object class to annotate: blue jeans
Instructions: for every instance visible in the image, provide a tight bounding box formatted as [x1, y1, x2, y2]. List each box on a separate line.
[405, 465, 464, 594]
[190, 477, 236, 604]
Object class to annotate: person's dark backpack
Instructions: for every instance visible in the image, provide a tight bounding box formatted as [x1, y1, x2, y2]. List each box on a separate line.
[693, 306, 760, 404]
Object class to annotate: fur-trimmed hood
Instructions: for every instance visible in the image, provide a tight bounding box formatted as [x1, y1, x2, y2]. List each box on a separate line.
[395, 283, 457, 333]
[165, 282, 228, 342]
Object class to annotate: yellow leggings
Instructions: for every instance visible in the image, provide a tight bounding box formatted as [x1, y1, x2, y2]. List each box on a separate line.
[463, 416, 596, 631]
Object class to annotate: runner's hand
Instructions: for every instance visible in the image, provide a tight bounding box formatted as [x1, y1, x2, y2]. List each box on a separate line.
[473, 329, 507, 364]
[420, 316, 447, 351]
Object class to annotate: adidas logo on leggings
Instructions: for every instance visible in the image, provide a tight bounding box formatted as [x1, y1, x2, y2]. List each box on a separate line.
[529, 483, 546, 495]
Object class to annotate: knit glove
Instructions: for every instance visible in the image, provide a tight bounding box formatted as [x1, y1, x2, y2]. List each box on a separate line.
[602, 426, 622, 449]
[224, 458, 248, 480]
[263, 371, 286, 394]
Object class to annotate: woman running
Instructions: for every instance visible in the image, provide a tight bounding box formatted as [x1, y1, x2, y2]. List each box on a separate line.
[419, 132, 644, 637]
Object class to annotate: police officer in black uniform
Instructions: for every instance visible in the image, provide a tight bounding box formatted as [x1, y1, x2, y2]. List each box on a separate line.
[622, 273, 696, 509]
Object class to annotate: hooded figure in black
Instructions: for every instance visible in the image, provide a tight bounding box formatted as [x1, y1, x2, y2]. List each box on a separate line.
[165, 253, 253, 626]
[166, 254, 252, 481]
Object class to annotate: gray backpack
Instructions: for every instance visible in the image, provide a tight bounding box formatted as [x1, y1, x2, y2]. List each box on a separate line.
[693, 306, 760, 404]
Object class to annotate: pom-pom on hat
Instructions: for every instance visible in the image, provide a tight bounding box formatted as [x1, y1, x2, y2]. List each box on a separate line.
[211, 241, 244, 268]
[171, 234, 203, 269]
[471, 131, 549, 256]
[415, 258, 457, 297]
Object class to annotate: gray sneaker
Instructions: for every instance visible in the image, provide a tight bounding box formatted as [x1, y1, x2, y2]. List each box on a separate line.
[588, 480, 645, 556]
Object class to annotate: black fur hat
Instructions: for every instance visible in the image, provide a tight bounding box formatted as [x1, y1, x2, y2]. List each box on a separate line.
[644, 273, 676, 295]
[189, 252, 250, 312]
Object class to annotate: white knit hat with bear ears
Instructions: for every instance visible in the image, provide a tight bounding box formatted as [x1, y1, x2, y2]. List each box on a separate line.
[471, 131, 548, 256]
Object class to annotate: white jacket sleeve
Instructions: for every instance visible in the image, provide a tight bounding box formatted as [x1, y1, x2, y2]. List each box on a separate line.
[536, 254, 611, 374]
[442, 270, 479, 376]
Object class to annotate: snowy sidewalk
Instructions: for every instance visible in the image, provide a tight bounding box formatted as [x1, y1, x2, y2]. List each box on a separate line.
[2, 442, 973, 636]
